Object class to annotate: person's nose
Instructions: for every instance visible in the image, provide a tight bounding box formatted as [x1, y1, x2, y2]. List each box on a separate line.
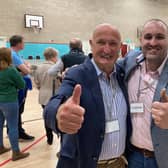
[149, 37, 158, 46]
[103, 43, 111, 54]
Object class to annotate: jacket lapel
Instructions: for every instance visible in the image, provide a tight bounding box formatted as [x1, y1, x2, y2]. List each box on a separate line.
[116, 64, 129, 105]
[83, 57, 105, 124]
[124, 57, 138, 81]
[153, 59, 168, 101]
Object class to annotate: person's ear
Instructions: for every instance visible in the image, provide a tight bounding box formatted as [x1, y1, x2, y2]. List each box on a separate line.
[89, 39, 92, 46]
[89, 39, 93, 52]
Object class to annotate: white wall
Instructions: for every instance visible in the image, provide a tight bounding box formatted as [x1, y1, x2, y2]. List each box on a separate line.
[0, 0, 168, 45]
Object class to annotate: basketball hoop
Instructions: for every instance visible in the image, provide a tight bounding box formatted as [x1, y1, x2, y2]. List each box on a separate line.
[24, 14, 44, 34]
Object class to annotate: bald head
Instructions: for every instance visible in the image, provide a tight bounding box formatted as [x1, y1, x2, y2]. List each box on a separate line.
[92, 23, 121, 42]
[69, 38, 82, 50]
[89, 23, 121, 75]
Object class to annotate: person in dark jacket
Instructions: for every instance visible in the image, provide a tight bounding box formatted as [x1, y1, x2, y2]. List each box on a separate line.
[61, 38, 86, 70]
[44, 23, 131, 168]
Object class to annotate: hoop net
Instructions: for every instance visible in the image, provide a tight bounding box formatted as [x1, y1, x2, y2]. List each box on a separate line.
[31, 26, 41, 34]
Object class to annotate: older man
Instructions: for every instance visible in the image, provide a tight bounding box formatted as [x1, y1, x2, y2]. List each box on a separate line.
[44, 23, 131, 168]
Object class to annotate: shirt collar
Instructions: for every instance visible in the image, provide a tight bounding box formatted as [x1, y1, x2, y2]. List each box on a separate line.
[91, 58, 116, 78]
[137, 53, 168, 76]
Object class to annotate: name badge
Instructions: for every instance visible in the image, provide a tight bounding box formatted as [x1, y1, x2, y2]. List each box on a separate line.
[130, 103, 144, 114]
[105, 120, 119, 133]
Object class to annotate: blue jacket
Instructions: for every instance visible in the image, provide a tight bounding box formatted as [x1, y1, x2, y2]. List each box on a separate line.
[120, 50, 168, 168]
[18, 76, 32, 106]
[44, 55, 131, 168]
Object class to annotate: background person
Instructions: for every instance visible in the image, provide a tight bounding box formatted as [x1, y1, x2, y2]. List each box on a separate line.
[0, 47, 29, 161]
[34, 47, 61, 145]
[9, 35, 34, 141]
[61, 38, 86, 70]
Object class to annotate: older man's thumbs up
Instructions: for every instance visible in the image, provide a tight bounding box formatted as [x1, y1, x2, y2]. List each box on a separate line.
[151, 88, 168, 129]
[56, 84, 85, 134]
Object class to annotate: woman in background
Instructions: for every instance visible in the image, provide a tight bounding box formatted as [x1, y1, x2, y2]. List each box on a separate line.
[34, 47, 62, 145]
[0, 47, 29, 161]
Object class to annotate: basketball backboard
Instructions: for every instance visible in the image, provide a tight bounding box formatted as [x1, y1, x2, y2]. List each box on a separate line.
[24, 14, 44, 29]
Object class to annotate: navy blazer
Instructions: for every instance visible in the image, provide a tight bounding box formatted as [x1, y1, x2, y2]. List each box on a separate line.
[44, 55, 131, 168]
[120, 50, 168, 168]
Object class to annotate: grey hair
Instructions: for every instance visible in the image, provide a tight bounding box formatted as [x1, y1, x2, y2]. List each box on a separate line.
[43, 47, 59, 60]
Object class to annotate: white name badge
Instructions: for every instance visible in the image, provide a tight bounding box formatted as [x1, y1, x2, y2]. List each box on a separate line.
[105, 120, 119, 133]
[130, 103, 144, 114]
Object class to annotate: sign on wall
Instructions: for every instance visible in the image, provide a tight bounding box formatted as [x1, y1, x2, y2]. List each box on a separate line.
[0, 36, 7, 47]
[82, 40, 91, 55]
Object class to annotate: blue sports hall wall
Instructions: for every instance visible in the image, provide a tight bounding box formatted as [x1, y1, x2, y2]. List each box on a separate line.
[7, 42, 69, 59]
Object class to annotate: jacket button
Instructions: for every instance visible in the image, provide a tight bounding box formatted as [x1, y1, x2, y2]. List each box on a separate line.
[100, 134, 104, 139]
[120, 73, 124, 77]
[93, 157, 97, 161]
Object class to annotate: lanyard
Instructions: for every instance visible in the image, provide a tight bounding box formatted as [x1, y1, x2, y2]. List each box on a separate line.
[136, 66, 157, 102]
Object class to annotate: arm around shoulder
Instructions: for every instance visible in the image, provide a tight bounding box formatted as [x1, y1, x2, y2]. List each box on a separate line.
[48, 59, 64, 76]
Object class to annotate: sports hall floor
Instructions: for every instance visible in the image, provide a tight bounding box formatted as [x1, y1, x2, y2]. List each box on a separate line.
[0, 87, 60, 168]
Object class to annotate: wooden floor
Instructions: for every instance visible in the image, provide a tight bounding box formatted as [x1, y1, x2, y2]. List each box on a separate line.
[0, 88, 60, 168]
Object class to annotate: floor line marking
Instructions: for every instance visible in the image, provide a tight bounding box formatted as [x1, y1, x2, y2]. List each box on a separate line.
[3, 118, 43, 128]
[0, 134, 46, 167]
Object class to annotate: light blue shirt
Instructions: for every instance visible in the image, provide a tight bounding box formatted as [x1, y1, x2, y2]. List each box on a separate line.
[11, 49, 32, 85]
[91, 58, 127, 160]
[11, 49, 23, 67]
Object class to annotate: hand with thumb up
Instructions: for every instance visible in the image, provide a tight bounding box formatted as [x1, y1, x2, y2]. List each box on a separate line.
[56, 84, 85, 134]
[151, 88, 168, 129]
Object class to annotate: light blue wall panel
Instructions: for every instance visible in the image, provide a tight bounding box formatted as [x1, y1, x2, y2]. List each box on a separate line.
[7, 42, 69, 59]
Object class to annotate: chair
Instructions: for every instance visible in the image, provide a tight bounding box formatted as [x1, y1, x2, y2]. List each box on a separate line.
[28, 56, 33, 59]
[36, 55, 40, 59]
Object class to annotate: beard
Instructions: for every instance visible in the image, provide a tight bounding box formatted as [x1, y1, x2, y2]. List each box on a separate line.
[143, 45, 167, 63]
[145, 51, 167, 62]
[145, 53, 167, 71]
[145, 53, 159, 60]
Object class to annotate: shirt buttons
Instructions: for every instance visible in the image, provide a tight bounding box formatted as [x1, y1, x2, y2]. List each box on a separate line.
[112, 143, 117, 148]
